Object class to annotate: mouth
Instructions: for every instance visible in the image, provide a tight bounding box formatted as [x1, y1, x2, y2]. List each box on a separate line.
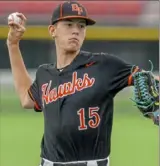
[69, 38, 79, 42]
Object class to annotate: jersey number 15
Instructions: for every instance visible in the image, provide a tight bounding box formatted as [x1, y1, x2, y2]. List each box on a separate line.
[77, 107, 101, 130]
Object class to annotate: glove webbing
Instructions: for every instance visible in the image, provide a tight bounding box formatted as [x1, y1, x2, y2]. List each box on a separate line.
[132, 72, 156, 111]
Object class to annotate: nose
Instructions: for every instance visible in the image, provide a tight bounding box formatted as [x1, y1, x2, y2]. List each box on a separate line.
[72, 24, 80, 35]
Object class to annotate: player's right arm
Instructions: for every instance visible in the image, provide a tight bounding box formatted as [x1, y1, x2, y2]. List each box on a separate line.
[6, 13, 34, 109]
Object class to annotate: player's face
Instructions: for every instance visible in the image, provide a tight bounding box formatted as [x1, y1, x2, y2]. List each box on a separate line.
[54, 18, 86, 52]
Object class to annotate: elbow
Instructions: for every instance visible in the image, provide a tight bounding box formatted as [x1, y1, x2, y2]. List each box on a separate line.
[20, 92, 34, 109]
[21, 103, 31, 109]
[21, 100, 34, 109]
[21, 102, 31, 109]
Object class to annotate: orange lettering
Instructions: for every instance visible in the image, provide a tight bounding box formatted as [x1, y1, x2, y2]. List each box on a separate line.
[83, 74, 95, 87]
[49, 88, 58, 102]
[42, 83, 49, 104]
[64, 82, 72, 95]
[58, 85, 64, 98]
[71, 4, 83, 15]
[41, 72, 95, 105]
[76, 78, 83, 91]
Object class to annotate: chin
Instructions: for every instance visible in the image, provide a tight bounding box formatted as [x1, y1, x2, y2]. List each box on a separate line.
[66, 46, 80, 53]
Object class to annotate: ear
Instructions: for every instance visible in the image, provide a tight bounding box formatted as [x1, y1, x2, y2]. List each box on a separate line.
[48, 25, 56, 38]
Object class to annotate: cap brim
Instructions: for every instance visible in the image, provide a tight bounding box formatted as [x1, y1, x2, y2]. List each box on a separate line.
[52, 16, 96, 26]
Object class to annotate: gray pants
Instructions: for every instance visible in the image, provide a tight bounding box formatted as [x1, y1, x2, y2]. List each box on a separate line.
[40, 157, 109, 166]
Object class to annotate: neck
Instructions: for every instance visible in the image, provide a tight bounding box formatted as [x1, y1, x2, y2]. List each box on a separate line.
[56, 47, 80, 69]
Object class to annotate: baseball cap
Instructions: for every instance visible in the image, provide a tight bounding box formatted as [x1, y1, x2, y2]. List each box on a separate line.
[51, 1, 96, 26]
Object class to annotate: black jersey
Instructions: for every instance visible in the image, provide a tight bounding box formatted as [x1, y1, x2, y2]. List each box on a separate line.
[28, 51, 139, 162]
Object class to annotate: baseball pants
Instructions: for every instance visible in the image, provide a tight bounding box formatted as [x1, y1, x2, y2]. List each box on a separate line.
[39, 157, 109, 166]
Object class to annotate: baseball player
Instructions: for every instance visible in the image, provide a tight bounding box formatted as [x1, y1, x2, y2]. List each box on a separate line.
[6, 1, 159, 166]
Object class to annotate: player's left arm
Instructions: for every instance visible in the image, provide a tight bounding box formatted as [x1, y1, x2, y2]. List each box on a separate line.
[102, 53, 159, 125]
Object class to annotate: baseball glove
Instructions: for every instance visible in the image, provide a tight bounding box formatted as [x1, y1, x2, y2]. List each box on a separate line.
[131, 67, 159, 125]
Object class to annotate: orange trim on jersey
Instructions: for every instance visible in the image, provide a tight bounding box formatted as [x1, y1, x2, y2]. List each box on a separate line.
[34, 101, 41, 111]
[28, 89, 41, 110]
[60, 3, 63, 18]
[28, 89, 34, 101]
[128, 66, 139, 86]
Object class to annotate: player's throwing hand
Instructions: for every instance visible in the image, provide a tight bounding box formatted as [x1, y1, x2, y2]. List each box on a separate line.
[7, 12, 27, 45]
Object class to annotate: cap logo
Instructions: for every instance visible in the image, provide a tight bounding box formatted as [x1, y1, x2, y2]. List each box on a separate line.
[71, 4, 83, 15]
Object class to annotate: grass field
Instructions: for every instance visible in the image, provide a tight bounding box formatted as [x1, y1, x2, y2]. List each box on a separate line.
[0, 88, 158, 166]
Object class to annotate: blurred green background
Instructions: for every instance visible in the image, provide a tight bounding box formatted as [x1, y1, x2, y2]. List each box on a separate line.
[0, 1, 159, 166]
[0, 88, 158, 166]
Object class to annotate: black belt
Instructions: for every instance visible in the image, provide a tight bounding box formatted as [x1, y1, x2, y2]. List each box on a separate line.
[41, 158, 109, 166]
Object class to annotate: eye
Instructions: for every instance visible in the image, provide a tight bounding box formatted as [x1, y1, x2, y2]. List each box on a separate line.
[67, 23, 72, 27]
[79, 24, 86, 28]
[80, 25, 85, 28]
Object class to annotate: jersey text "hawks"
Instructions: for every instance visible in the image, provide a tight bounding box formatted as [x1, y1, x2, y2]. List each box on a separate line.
[42, 72, 95, 105]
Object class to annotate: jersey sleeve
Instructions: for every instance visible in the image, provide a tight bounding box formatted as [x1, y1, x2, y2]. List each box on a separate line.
[103, 53, 140, 96]
[28, 69, 42, 112]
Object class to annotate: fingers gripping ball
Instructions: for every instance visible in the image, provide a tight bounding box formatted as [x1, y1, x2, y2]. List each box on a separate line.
[8, 12, 22, 25]
[7, 12, 26, 45]
[131, 70, 159, 125]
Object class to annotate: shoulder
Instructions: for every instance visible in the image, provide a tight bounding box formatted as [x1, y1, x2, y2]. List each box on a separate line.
[81, 50, 117, 58]
[80, 51, 108, 57]
[96, 52, 131, 66]
[80, 50, 113, 61]
[87, 51, 134, 71]
[35, 63, 54, 75]
[98, 52, 123, 62]
[81, 51, 123, 63]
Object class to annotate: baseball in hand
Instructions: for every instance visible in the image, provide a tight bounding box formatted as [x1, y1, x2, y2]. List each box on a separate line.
[8, 12, 22, 25]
